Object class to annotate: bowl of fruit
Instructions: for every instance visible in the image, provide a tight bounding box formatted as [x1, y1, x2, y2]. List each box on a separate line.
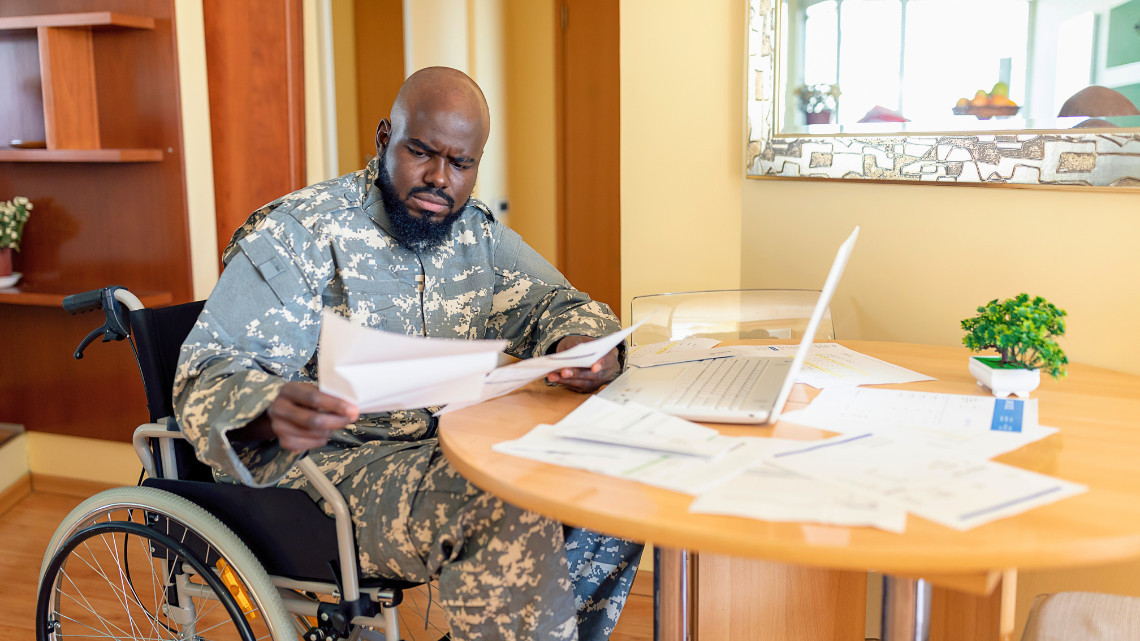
[953, 82, 1020, 119]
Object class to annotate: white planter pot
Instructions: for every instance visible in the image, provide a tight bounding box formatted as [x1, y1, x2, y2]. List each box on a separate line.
[968, 356, 1040, 398]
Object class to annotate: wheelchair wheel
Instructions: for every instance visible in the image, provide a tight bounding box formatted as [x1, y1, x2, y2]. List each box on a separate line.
[37, 486, 293, 641]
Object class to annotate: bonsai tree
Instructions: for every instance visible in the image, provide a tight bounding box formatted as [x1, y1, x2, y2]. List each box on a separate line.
[961, 293, 1068, 378]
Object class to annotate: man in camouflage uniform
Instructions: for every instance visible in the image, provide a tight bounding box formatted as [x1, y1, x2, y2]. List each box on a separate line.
[174, 66, 642, 640]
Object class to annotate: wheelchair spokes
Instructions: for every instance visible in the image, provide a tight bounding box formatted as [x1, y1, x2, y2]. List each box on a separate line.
[38, 488, 293, 641]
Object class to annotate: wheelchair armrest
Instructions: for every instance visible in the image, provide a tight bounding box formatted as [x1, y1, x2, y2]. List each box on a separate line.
[296, 456, 363, 602]
[133, 419, 185, 480]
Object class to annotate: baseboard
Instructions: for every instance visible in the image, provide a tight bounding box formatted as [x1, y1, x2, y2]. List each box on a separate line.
[31, 474, 119, 499]
[0, 473, 32, 516]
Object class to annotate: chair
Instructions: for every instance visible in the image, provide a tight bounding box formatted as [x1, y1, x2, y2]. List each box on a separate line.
[1021, 591, 1140, 641]
[38, 286, 445, 641]
[629, 289, 835, 347]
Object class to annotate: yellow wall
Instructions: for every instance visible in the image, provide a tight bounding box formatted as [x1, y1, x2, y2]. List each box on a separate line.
[620, 0, 745, 315]
[741, 181, 1140, 376]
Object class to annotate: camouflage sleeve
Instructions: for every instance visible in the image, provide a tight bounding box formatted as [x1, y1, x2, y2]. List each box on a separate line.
[487, 224, 620, 359]
[174, 218, 329, 487]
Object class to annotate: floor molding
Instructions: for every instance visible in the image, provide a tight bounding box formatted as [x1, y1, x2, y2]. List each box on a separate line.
[0, 473, 31, 517]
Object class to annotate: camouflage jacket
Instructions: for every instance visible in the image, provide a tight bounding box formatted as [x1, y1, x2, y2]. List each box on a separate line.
[174, 156, 619, 488]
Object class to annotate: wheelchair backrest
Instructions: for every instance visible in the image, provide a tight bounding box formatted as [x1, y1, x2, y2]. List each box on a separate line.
[128, 300, 214, 482]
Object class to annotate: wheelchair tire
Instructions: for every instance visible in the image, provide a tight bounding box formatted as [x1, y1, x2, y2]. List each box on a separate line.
[37, 485, 294, 641]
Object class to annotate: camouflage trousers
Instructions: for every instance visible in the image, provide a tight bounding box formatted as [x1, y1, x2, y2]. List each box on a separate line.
[324, 443, 643, 640]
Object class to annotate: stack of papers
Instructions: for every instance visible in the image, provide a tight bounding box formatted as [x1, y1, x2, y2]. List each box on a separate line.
[494, 344, 1083, 533]
[318, 311, 507, 412]
[628, 340, 934, 389]
[318, 311, 638, 414]
[778, 387, 1058, 458]
[494, 396, 757, 494]
[769, 433, 1085, 531]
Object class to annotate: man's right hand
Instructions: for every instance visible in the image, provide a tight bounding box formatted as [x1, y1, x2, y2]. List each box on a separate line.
[238, 382, 359, 453]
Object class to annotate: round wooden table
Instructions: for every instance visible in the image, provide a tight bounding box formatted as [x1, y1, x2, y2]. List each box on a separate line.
[439, 341, 1140, 640]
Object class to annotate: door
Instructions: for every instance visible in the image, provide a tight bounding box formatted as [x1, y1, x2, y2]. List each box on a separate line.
[556, 0, 622, 318]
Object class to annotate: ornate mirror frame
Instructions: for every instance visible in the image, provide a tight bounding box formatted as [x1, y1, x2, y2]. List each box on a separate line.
[746, 0, 1140, 188]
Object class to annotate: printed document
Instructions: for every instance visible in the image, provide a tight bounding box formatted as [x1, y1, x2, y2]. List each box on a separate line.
[727, 343, 935, 389]
[493, 424, 760, 495]
[770, 432, 1086, 530]
[318, 311, 506, 412]
[778, 387, 1056, 458]
[318, 311, 640, 414]
[437, 322, 640, 415]
[628, 338, 727, 368]
[690, 457, 908, 533]
[548, 396, 741, 458]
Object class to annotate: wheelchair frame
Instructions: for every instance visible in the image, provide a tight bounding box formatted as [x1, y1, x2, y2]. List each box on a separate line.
[36, 286, 435, 641]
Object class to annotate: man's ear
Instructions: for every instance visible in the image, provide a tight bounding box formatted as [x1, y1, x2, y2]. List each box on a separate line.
[375, 119, 391, 152]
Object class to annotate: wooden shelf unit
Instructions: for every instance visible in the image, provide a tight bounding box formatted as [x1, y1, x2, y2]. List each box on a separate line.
[0, 11, 162, 160]
[0, 1, 193, 443]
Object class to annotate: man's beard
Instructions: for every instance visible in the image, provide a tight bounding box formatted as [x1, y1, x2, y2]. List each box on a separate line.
[376, 152, 465, 252]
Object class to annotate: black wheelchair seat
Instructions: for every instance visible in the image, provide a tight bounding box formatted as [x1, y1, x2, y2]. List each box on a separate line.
[143, 477, 419, 590]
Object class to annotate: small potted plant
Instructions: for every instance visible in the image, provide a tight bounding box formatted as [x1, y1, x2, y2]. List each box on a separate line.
[960, 294, 1067, 398]
[796, 83, 841, 125]
[0, 195, 33, 286]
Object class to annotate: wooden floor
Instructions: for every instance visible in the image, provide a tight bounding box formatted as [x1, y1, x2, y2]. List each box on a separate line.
[0, 487, 652, 641]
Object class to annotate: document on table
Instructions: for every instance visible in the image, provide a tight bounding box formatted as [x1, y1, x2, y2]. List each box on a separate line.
[493, 397, 757, 494]
[436, 322, 641, 415]
[318, 310, 506, 413]
[548, 396, 740, 458]
[778, 387, 1057, 458]
[726, 342, 935, 388]
[770, 433, 1086, 531]
[690, 455, 908, 533]
[627, 338, 727, 368]
[494, 425, 761, 495]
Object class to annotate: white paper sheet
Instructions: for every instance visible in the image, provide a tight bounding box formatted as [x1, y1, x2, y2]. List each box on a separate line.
[727, 343, 935, 388]
[770, 433, 1086, 530]
[318, 311, 506, 412]
[778, 387, 1057, 458]
[549, 396, 740, 458]
[690, 458, 908, 533]
[436, 322, 641, 415]
[493, 424, 760, 495]
[628, 338, 726, 368]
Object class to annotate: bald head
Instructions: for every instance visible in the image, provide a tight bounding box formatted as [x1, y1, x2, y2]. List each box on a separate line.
[389, 67, 490, 150]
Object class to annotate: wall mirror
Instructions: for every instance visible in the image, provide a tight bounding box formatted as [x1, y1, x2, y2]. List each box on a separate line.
[746, 0, 1140, 186]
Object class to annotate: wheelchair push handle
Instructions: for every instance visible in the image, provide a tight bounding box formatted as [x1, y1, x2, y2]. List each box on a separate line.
[63, 286, 146, 359]
[62, 288, 108, 314]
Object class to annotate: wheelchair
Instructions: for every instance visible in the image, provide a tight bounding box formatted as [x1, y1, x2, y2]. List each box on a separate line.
[36, 286, 450, 641]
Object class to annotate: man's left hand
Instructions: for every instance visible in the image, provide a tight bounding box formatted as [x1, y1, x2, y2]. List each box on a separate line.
[545, 335, 621, 393]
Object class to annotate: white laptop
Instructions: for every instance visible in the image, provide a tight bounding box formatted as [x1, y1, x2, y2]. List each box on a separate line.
[598, 227, 859, 424]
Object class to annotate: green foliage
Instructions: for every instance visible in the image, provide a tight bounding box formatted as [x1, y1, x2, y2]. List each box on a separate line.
[795, 83, 841, 114]
[0, 196, 32, 251]
[961, 293, 1068, 378]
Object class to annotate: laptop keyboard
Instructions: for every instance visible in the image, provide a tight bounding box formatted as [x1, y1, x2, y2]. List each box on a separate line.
[663, 357, 773, 412]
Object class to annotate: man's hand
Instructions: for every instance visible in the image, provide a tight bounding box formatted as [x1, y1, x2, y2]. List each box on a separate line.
[237, 382, 359, 453]
[545, 335, 621, 393]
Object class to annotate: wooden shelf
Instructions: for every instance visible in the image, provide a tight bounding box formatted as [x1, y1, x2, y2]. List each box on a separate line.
[0, 284, 172, 308]
[0, 12, 155, 31]
[0, 148, 164, 162]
